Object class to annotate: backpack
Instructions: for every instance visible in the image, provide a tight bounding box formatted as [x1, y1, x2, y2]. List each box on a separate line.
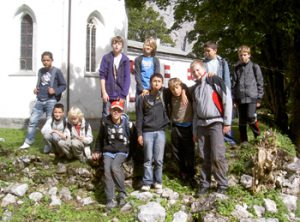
[36, 67, 62, 101]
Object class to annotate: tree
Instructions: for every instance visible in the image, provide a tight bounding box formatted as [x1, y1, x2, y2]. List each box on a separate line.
[126, 3, 174, 45]
[155, 0, 300, 152]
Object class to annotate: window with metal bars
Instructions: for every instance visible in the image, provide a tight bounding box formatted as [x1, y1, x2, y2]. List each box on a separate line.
[20, 14, 33, 70]
[86, 19, 96, 72]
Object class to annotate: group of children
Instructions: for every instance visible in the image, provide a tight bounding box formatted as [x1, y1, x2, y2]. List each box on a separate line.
[20, 36, 264, 209]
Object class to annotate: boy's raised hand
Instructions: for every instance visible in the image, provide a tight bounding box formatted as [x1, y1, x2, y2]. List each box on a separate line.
[48, 87, 55, 95]
[34, 88, 39, 95]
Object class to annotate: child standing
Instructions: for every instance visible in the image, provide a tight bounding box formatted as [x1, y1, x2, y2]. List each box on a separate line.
[232, 45, 264, 144]
[92, 100, 131, 209]
[134, 37, 160, 96]
[203, 41, 236, 147]
[41, 103, 70, 157]
[136, 73, 169, 191]
[190, 60, 232, 196]
[99, 36, 131, 117]
[165, 78, 195, 186]
[20, 51, 66, 150]
[59, 107, 93, 163]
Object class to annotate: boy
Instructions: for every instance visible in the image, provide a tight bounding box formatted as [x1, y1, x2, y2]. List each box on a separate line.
[99, 36, 131, 117]
[164, 78, 195, 186]
[190, 60, 232, 196]
[92, 100, 131, 209]
[232, 45, 264, 144]
[20, 51, 67, 150]
[134, 37, 160, 96]
[59, 107, 93, 163]
[41, 103, 70, 157]
[203, 41, 236, 147]
[136, 73, 169, 191]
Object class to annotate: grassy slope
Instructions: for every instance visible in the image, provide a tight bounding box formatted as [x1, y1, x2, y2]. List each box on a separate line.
[0, 118, 299, 221]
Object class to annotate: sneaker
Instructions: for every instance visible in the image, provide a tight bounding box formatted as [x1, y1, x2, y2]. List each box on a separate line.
[19, 142, 30, 149]
[141, 185, 151, 191]
[43, 145, 51, 154]
[153, 183, 162, 189]
[106, 199, 117, 209]
[195, 187, 209, 197]
[84, 146, 92, 160]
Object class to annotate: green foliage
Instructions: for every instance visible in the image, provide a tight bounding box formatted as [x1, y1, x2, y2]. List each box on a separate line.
[127, 5, 174, 45]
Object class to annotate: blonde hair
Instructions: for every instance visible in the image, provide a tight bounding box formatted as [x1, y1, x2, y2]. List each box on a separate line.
[68, 107, 84, 122]
[168, 78, 182, 90]
[190, 59, 205, 70]
[238, 45, 251, 55]
[143, 37, 157, 56]
[111, 36, 124, 46]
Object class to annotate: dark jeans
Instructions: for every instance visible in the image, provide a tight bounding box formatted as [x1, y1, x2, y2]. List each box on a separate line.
[238, 103, 260, 142]
[197, 122, 228, 188]
[103, 154, 127, 201]
[171, 125, 195, 179]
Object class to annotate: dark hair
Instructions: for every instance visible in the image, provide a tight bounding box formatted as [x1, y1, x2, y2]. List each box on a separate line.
[150, 73, 164, 82]
[41, 51, 53, 60]
[203, 41, 218, 50]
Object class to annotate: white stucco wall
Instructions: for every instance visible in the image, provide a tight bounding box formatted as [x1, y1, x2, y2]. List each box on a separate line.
[0, 0, 127, 123]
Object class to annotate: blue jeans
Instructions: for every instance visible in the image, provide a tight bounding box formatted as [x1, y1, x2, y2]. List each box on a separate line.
[25, 99, 56, 145]
[142, 130, 166, 185]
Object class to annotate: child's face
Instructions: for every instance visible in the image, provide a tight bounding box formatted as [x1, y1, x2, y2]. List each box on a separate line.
[112, 41, 123, 55]
[110, 108, 122, 122]
[204, 47, 217, 60]
[170, 85, 182, 97]
[53, 108, 64, 121]
[150, 77, 163, 91]
[239, 52, 251, 63]
[191, 63, 206, 79]
[143, 43, 153, 56]
[41, 55, 53, 69]
[70, 115, 80, 125]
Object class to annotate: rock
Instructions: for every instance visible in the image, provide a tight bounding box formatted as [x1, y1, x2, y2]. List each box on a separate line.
[79, 197, 95, 206]
[253, 205, 265, 217]
[50, 195, 61, 206]
[131, 190, 153, 201]
[56, 163, 67, 174]
[285, 157, 300, 174]
[263, 198, 277, 213]
[138, 202, 166, 222]
[9, 183, 28, 197]
[172, 210, 188, 222]
[48, 187, 58, 196]
[1, 193, 17, 207]
[29, 192, 43, 203]
[231, 204, 253, 219]
[240, 174, 253, 188]
[1, 210, 12, 221]
[120, 202, 132, 212]
[280, 193, 297, 212]
[59, 187, 73, 201]
[202, 212, 229, 222]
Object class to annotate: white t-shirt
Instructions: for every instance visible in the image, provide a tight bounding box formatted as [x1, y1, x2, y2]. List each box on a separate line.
[206, 58, 219, 74]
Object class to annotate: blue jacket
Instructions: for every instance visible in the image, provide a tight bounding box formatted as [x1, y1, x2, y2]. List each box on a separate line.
[99, 52, 131, 100]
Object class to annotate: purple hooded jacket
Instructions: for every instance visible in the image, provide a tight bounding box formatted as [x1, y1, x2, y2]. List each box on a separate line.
[99, 52, 131, 100]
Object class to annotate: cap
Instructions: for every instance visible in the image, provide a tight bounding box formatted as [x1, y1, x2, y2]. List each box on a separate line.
[110, 100, 124, 111]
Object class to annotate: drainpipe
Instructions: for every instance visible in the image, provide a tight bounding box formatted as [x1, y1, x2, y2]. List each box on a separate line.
[66, 0, 71, 111]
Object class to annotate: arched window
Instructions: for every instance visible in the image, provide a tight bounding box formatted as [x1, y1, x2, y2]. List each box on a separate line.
[20, 14, 33, 70]
[86, 19, 96, 72]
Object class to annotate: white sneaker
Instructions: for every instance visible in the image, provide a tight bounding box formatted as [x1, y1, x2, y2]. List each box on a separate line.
[19, 142, 30, 149]
[154, 183, 162, 189]
[84, 146, 92, 160]
[43, 145, 51, 153]
[141, 185, 151, 192]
